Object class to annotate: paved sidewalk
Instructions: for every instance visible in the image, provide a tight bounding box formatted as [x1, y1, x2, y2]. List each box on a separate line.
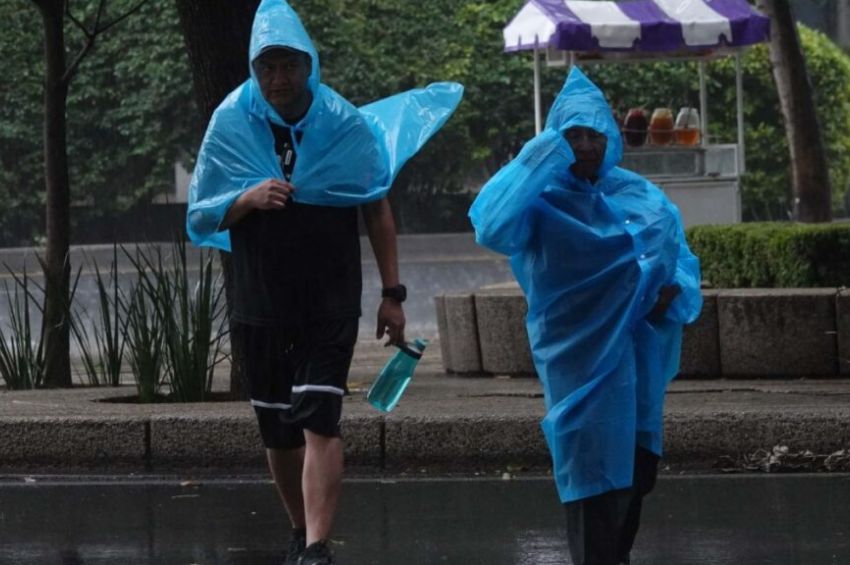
[1, 340, 849, 475]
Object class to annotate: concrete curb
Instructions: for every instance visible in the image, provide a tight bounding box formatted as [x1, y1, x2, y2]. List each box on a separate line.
[2, 375, 849, 474]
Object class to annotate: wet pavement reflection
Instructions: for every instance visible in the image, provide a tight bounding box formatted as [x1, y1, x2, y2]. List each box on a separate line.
[0, 475, 848, 564]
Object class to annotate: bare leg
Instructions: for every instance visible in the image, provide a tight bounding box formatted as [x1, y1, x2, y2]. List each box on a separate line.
[302, 430, 344, 545]
[267, 446, 306, 529]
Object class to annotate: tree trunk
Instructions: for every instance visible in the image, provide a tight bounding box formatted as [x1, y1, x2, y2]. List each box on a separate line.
[174, 0, 258, 122]
[757, 0, 832, 222]
[36, 0, 72, 387]
[175, 0, 260, 399]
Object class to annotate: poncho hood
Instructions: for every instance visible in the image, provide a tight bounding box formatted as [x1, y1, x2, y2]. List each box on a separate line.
[546, 66, 623, 181]
[186, 0, 464, 251]
[248, 0, 321, 124]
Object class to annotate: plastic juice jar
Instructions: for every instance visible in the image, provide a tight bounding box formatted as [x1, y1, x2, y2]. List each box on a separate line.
[674, 107, 701, 146]
[649, 108, 675, 146]
[623, 108, 648, 148]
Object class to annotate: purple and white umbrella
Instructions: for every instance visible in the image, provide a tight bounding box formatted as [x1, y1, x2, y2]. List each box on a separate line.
[504, 0, 770, 53]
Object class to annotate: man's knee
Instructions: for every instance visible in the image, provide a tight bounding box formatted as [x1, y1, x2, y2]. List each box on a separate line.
[304, 428, 343, 446]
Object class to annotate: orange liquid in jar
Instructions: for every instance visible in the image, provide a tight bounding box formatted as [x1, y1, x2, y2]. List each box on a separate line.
[649, 109, 674, 146]
[674, 128, 700, 146]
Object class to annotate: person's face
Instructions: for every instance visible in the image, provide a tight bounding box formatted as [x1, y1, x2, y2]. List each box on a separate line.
[254, 48, 311, 113]
[563, 126, 607, 181]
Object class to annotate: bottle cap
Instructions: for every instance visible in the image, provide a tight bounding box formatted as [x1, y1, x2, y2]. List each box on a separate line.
[400, 339, 428, 359]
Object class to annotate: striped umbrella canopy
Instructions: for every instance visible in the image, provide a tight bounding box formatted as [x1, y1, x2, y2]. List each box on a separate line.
[504, 0, 770, 54]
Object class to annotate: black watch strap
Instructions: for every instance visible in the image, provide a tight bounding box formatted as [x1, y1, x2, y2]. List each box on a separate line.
[381, 284, 407, 303]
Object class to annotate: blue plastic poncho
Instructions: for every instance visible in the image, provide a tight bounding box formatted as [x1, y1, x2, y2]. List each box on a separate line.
[469, 67, 702, 503]
[187, 0, 464, 251]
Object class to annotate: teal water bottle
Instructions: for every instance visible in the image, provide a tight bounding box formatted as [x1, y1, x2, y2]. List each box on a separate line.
[367, 338, 428, 412]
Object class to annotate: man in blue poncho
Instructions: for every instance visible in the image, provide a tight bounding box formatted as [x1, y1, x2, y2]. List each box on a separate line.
[470, 67, 702, 565]
[186, 2, 461, 564]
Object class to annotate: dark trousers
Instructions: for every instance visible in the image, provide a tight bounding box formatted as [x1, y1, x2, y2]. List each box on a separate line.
[564, 447, 660, 565]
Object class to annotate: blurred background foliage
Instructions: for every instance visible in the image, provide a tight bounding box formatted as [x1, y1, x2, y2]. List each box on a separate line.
[0, 0, 200, 245]
[3, 0, 850, 243]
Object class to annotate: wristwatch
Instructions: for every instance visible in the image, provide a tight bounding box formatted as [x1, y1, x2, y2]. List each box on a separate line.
[381, 284, 407, 303]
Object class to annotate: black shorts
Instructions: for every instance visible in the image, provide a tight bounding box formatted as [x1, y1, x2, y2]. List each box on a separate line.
[238, 318, 358, 449]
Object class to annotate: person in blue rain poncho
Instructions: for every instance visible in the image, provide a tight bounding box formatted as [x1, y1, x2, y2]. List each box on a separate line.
[186, 2, 462, 564]
[470, 67, 702, 565]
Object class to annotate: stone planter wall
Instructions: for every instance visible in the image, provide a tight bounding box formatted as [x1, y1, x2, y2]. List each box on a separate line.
[435, 286, 850, 378]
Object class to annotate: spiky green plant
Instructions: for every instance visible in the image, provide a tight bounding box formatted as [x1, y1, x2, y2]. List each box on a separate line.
[70, 245, 129, 386]
[0, 257, 79, 390]
[124, 239, 226, 402]
[123, 245, 168, 402]
[0, 270, 45, 390]
[158, 238, 227, 402]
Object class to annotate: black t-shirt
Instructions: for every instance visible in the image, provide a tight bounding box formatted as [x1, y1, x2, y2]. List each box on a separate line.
[228, 122, 362, 327]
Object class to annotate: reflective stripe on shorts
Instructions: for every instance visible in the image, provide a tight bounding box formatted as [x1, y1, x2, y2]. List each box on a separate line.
[250, 399, 293, 410]
[291, 384, 346, 396]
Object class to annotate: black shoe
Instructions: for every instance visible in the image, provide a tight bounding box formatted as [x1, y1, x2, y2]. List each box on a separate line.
[284, 528, 306, 565]
[297, 540, 335, 565]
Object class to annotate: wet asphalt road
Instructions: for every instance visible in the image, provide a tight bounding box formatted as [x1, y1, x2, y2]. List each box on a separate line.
[0, 474, 848, 565]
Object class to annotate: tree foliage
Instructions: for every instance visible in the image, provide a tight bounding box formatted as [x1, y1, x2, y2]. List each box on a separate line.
[0, 0, 200, 245]
[0, 2, 45, 245]
[293, 1, 538, 189]
[586, 26, 850, 221]
[294, 4, 850, 223]
[3, 0, 850, 242]
[715, 24, 848, 221]
[288, 0, 558, 228]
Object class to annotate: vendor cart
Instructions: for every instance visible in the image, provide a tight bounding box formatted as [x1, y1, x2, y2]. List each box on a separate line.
[503, 0, 770, 226]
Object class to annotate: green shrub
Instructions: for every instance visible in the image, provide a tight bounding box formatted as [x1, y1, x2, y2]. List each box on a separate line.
[686, 223, 850, 287]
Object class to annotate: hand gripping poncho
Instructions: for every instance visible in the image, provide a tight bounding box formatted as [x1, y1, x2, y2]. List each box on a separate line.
[470, 67, 702, 503]
[186, 0, 464, 251]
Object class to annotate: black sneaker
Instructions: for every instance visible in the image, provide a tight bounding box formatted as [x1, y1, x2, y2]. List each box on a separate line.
[284, 528, 306, 565]
[297, 540, 335, 565]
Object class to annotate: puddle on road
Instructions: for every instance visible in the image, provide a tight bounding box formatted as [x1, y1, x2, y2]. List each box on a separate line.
[0, 475, 848, 564]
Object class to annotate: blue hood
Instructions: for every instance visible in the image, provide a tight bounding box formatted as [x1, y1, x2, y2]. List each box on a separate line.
[186, 0, 464, 251]
[546, 66, 623, 180]
[248, 0, 321, 123]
